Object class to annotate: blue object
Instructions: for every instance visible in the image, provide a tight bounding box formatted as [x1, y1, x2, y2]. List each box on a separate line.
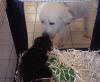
[90, 1, 100, 50]
[6, 0, 28, 55]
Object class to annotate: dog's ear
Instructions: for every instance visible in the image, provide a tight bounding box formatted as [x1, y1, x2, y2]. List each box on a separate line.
[60, 11, 73, 24]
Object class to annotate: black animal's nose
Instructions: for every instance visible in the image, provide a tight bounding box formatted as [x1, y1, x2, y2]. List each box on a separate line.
[67, 22, 71, 25]
[42, 32, 49, 37]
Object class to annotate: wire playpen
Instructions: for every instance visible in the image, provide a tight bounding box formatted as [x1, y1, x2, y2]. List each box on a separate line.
[0, 0, 99, 82]
[21, 0, 98, 49]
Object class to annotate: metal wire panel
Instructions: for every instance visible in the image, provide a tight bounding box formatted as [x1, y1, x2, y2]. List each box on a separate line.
[19, 0, 94, 2]
[0, 0, 6, 27]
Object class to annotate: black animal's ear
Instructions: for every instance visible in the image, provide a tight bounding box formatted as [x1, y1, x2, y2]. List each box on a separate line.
[33, 38, 40, 47]
[48, 43, 52, 51]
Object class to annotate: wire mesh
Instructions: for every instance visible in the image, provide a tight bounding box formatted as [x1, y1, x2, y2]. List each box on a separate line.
[24, 1, 98, 48]
[0, 1, 17, 82]
[0, 0, 6, 27]
[19, 0, 95, 2]
[0, 0, 98, 82]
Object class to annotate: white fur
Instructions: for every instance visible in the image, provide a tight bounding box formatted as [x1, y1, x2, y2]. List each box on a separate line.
[38, 2, 93, 47]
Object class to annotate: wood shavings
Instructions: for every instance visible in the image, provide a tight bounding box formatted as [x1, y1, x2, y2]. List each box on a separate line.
[49, 48, 100, 82]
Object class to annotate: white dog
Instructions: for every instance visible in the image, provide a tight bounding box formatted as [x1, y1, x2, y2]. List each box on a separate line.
[38, 2, 93, 47]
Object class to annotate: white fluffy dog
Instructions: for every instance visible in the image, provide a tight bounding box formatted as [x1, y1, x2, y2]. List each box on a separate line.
[38, 2, 92, 47]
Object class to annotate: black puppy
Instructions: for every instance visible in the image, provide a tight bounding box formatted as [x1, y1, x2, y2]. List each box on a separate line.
[19, 34, 52, 82]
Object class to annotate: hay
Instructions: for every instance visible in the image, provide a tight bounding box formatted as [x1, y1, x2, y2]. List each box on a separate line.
[48, 48, 100, 82]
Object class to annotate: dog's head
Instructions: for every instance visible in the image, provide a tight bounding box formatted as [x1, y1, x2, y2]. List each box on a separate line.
[39, 3, 73, 39]
[33, 34, 52, 51]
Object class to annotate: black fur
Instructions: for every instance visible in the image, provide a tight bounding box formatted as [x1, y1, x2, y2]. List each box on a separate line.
[19, 34, 52, 82]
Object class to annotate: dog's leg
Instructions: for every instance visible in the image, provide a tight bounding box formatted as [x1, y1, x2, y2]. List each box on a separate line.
[83, 16, 91, 38]
[58, 27, 67, 48]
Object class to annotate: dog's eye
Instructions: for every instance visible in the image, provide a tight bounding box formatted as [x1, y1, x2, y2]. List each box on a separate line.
[49, 22, 55, 25]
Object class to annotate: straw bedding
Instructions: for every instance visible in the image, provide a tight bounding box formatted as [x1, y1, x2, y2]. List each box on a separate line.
[16, 48, 100, 82]
[48, 48, 100, 82]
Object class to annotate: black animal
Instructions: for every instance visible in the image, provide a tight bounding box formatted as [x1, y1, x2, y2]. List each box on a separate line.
[19, 34, 52, 82]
